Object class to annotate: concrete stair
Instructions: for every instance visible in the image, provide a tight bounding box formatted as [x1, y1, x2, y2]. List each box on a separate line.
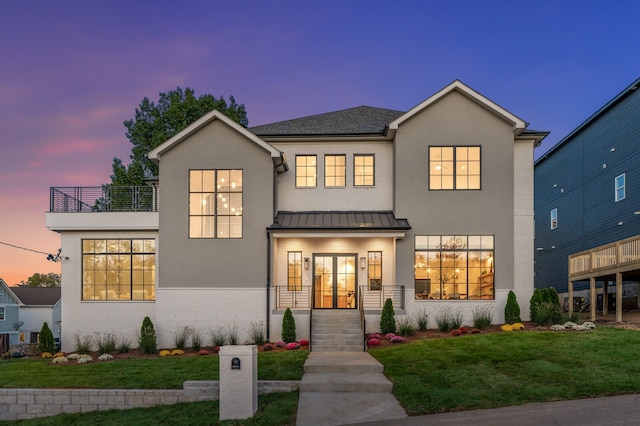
[311, 309, 364, 352]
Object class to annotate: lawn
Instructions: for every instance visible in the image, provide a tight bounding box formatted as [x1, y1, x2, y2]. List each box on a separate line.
[369, 326, 640, 415]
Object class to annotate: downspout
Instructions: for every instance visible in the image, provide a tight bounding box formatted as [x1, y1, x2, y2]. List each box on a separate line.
[266, 229, 271, 342]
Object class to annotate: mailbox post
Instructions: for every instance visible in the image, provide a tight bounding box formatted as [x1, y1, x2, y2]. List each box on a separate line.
[219, 345, 257, 420]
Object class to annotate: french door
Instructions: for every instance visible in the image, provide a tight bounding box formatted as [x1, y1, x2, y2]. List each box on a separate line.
[313, 254, 357, 309]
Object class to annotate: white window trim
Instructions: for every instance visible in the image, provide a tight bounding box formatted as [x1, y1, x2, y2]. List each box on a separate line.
[615, 173, 626, 202]
[551, 208, 558, 230]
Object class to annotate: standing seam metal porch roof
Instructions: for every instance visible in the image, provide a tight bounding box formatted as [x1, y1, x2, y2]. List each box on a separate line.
[269, 211, 411, 231]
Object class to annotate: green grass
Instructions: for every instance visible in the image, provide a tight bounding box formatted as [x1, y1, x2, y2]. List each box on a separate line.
[369, 327, 640, 415]
[0, 350, 308, 389]
[0, 391, 299, 425]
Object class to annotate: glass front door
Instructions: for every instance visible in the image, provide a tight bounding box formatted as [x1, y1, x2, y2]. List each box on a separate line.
[313, 254, 357, 309]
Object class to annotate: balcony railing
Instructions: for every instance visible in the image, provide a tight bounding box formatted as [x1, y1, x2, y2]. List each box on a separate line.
[50, 186, 158, 213]
[569, 235, 640, 278]
[274, 284, 405, 310]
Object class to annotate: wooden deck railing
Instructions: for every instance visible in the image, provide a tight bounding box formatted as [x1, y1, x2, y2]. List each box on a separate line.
[569, 235, 640, 278]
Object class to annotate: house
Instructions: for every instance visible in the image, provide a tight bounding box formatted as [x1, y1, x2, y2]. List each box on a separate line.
[46, 80, 547, 351]
[10, 286, 61, 345]
[534, 77, 640, 322]
[0, 278, 22, 353]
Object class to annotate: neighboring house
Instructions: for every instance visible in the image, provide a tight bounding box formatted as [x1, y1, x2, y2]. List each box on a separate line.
[534, 77, 640, 322]
[46, 80, 547, 350]
[10, 286, 61, 344]
[0, 279, 21, 353]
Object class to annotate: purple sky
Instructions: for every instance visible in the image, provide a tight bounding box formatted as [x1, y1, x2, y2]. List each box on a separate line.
[2, 0, 639, 285]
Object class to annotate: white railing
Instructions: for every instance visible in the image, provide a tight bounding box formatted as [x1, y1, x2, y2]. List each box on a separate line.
[274, 284, 405, 310]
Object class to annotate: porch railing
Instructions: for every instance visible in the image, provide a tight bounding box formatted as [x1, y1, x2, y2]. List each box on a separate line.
[50, 186, 158, 213]
[274, 284, 405, 310]
[569, 235, 640, 278]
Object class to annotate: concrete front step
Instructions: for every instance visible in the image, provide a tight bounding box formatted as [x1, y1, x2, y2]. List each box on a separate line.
[311, 310, 364, 353]
[311, 345, 364, 352]
[301, 373, 393, 393]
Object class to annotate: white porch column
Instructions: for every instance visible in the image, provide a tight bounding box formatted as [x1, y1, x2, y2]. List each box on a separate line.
[590, 277, 596, 322]
[616, 272, 623, 323]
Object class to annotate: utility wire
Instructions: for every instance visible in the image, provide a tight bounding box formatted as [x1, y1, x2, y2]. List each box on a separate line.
[0, 241, 52, 256]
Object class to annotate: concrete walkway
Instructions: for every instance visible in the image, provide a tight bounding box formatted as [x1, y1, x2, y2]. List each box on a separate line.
[296, 351, 407, 426]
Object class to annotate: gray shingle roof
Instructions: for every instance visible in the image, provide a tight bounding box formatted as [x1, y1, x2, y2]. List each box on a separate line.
[11, 287, 61, 306]
[250, 106, 405, 136]
[269, 211, 411, 231]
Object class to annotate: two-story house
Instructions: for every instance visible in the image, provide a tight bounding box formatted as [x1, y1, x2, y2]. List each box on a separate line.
[0, 279, 22, 353]
[47, 80, 547, 350]
[534, 77, 640, 322]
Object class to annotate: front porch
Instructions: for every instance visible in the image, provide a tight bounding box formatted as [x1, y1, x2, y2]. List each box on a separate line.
[568, 235, 640, 322]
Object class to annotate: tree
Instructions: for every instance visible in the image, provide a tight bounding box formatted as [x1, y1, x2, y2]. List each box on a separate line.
[281, 308, 297, 343]
[19, 272, 61, 287]
[38, 322, 56, 354]
[138, 316, 157, 354]
[111, 88, 249, 186]
[504, 290, 522, 324]
[380, 298, 396, 334]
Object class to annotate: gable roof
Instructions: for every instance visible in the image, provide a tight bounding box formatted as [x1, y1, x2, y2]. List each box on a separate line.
[535, 77, 640, 166]
[250, 106, 404, 137]
[389, 80, 528, 132]
[148, 109, 283, 163]
[0, 279, 22, 305]
[11, 287, 61, 306]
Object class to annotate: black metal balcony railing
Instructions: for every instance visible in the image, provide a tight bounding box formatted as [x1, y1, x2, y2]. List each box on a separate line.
[50, 186, 158, 213]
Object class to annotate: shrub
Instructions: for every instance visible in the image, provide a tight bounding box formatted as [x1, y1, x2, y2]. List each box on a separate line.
[226, 323, 239, 345]
[531, 301, 561, 326]
[389, 335, 405, 344]
[434, 307, 462, 332]
[191, 329, 203, 352]
[198, 349, 209, 356]
[139, 316, 157, 354]
[504, 291, 522, 324]
[286, 342, 300, 350]
[415, 308, 429, 332]
[451, 329, 462, 337]
[172, 326, 192, 350]
[274, 341, 286, 348]
[77, 354, 93, 364]
[73, 333, 93, 354]
[98, 353, 113, 361]
[40, 352, 52, 359]
[94, 332, 117, 354]
[384, 333, 396, 340]
[282, 308, 297, 343]
[38, 322, 56, 354]
[368, 333, 381, 340]
[512, 322, 525, 330]
[249, 321, 266, 346]
[501, 324, 514, 331]
[117, 335, 132, 353]
[299, 339, 309, 347]
[171, 349, 184, 356]
[51, 356, 68, 364]
[263, 343, 274, 352]
[367, 338, 380, 346]
[472, 304, 493, 329]
[396, 317, 416, 336]
[208, 327, 226, 347]
[159, 350, 171, 357]
[380, 298, 396, 334]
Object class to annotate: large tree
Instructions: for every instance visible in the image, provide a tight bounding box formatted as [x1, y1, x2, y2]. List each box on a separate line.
[19, 272, 61, 287]
[111, 88, 249, 186]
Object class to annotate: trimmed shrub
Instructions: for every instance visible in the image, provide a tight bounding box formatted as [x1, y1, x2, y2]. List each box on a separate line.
[38, 322, 56, 354]
[504, 291, 522, 324]
[139, 316, 157, 354]
[529, 289, 544, 324]
[380, 298, 396, 335]
[282, 308, 297, 343]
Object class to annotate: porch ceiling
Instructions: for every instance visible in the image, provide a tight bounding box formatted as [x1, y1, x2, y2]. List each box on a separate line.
[269, 211, 411, 231]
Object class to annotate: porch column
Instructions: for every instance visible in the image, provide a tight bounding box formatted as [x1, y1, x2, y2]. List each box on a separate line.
[603, 281, 608, 316]
[568, 280, 574, 318]
[590, 277, 596, 322]
[616, 272, 623, 323]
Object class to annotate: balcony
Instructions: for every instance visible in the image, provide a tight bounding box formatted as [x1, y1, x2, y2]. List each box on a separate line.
[49, 186, 158, 213]
[568, 235, 640, 280]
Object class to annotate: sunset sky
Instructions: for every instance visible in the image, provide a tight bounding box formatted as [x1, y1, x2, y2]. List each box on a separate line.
[2, 0, 639, 286]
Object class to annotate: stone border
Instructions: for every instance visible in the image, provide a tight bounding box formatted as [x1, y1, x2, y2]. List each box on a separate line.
[0, 381, 299, 421]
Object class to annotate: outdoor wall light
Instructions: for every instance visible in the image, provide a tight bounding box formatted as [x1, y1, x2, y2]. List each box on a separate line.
[360, 257, 366, 269]
[304, 257, 309, 270]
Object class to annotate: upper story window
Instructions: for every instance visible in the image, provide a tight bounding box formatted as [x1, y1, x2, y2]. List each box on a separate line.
[82, 239, 156, 301]
[429, 146, 480, 190]
[354, 154, 375, 186]
[550, 208, 558, 230]
[615, 173, 625, 202]
[189, 169, 243, 239]
[325, 155, 346, 187]
[296, 155, 317, 187]
[0, 306, 4, 320]
[287, 251, 302, 291]
[368, 251, 382, 290]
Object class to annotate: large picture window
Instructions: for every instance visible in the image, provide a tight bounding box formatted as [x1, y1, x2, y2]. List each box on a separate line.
[429, 146, 480, 190]
[354, 154, 375, 186]
[189, 169, 243, 239]
[325, 155, 346, 187]
[287, 251, 302, 291]
[414, 235, 494, 300]
[82, 239, 156, 301]
[296, 155, 317, 187]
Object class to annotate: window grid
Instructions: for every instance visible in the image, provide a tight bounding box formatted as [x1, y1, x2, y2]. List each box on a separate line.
[189, 169, 243, 239]
[82, 239, 156, 301]
[0, 306, 4, 321]
[325, 155, 346, 187]
[287, 252, 302, 291]
[615, 173, 625, 202]
[354, 154, 375, 186]
[368, 251, 382, 291]
[429, 146, 480, 190]
[296, 155, 317, 187]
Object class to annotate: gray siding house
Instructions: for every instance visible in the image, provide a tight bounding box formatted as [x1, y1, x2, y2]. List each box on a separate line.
[534, 77, 640, 322]
[0, 279, 21, 353]
[47, 81, 546, 351]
